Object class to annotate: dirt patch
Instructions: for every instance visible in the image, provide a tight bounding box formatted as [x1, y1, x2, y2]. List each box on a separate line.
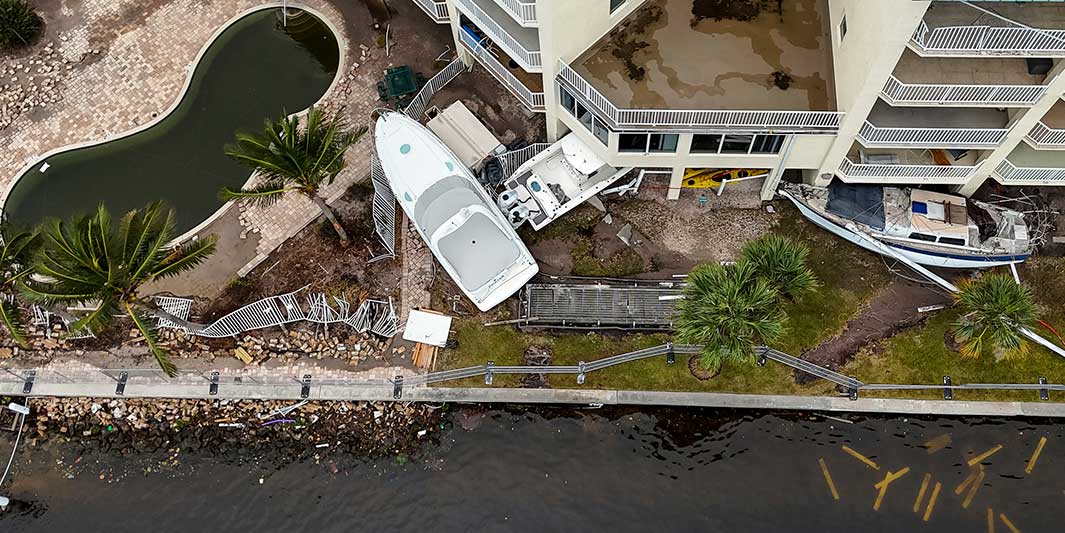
[201, 181, 401, 321]
[691, 0, 764, 22]
[604, 3, 662, 81]
[795, 277, 955, 383]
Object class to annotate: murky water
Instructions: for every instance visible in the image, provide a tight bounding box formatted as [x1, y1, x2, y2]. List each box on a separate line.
[4, 8, 339, 233]
[0, 408, 1062, 532]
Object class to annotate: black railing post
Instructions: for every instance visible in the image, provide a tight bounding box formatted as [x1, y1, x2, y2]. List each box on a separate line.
[115, 372, 128, 396]
[1039, 377, 1049, 401]
[757, 347, 767, 367]
[666, 342, 675, 365]
[209, 371, 219, 396]
[393, 375, 403, 400]
[300, 374, 312, 399]
[942, 376, 953, 400]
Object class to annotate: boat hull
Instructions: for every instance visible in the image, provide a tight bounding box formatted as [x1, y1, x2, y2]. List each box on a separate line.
[780, 190, 1028, 269]
[375, 112, 538, 311]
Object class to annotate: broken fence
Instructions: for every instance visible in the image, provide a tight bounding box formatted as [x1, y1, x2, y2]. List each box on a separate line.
[1, 344, 1062, 402]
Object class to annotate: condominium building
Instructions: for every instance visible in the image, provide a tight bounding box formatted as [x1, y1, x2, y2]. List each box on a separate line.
[411, 0, 1065, 200]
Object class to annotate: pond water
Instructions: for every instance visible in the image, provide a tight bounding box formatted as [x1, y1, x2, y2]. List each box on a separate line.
[4, 8, 340, 233]
[0, 407, 1061, 532]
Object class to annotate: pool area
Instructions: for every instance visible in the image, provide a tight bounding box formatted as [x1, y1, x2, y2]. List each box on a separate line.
[2, 8, 340, 233]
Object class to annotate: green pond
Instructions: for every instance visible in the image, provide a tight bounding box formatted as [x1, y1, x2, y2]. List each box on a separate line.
[4, 8, 340, 233]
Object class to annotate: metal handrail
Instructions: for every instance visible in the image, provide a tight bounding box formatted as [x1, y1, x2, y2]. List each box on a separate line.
[1025, 121, 1065, 147]
[881, 75, 1045, 107]
[459, 30, 545, 111]
[410, 0, 450, 23]
[911, 23, 1065, 57]
[858, 120, 1008, 148]
[993, 158, 1065, 184]
[492, 0, 537, 26]
[455, 0, 542, 69]
[837, 157, 978, 183]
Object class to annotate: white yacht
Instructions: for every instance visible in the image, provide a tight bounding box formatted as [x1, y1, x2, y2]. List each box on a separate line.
[374, 111, 538, 311]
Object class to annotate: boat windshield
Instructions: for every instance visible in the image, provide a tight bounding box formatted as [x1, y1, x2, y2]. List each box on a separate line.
[413, 175, 485, 237]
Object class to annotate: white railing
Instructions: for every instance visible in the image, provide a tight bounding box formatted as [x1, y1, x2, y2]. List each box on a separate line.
[498, 143, 551, 178]
[911, 23, 1065, 57]
[994, 158, 1065, 184]
[858, 121, 1008, 148]
[881, 75, 1045, 107]
[459, 30, 545, 112]
[1025, 121, 1065, 148]
[410, 0, 450, 23]
[838, 158, 977, 184]
[403, 57, 467, 120]
[557, 62, 844, 131]
[456, 0, 542, 70]
[493, 0, 537, 26]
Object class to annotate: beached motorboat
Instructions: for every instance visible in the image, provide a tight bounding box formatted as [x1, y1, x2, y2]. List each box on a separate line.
[374, 111, 538, 311]
[779, 182, 1032, 268]
[499, 134, 631, 230]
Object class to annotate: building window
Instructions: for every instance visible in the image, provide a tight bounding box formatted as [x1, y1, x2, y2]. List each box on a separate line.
[751, 134, 785, 154]
[610, 0, 626, 14]
[575, 102, 594, 131]
[560, 87, 576, 115]
[648, 133, 678, 153]
[619, 133, 648, 153]
[721, 134, 754, 154]
[839, 15, 847, 41]
[593, 118, 609, 146]
[690, 134, 723, 154]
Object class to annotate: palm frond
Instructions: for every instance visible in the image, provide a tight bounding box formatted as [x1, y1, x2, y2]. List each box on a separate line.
[952, 273, 1036, 359]
[152, 235, 218, 280]
[0, 297, 28, 347]
[218, 180, 292, 209]
[127, 303, 177, 377]
[741, 235, 819, 299]
[68, 297, 119, 336]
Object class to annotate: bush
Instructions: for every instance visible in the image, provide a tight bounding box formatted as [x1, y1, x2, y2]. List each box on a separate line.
[0, 0, 43, 51]
[953, 273, 1037, 359]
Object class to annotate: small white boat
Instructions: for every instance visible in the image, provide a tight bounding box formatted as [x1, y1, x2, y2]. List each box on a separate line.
[375, 111, 538, 311]
[780, 182, 1032, 269]
[499, 134, 631, 230]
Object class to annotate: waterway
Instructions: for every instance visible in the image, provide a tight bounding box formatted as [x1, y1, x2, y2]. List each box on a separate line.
[0, 407, 1061, 531]
[4, 8, 340, 233]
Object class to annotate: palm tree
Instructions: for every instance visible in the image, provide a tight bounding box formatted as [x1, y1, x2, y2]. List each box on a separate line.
[0, 0, 43, 51]
[220, 106, 366, 244]
[740, 234, 819, 299]
[953, 273, 1037, 359]
[674, 260, 786, 373]
[0, 220, 40, 347]
[19, 203, 217, 376]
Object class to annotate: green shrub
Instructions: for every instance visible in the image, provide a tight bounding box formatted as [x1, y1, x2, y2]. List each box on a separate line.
[0, 0, 43, 51]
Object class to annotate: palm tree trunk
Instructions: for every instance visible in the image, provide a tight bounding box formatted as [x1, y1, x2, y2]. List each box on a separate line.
[310, 193, 350, 245]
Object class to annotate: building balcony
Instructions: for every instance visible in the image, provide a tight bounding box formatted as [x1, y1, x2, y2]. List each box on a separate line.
[559, 0, 841, 132]
[456, 0, 541, 71]
[1025, 100, 1065, 149]
[882, 50, 1047, 107]
[410, 0, 450, 23]
[911, 1, 1065, 57]
[858, 101, 1009, 149]
[570, 0, 834, 130]
[994, 143, 1065, 185]
[493, 0, 537, 27]
[837, 146, 982, 185]
[459, 28, 545, 112]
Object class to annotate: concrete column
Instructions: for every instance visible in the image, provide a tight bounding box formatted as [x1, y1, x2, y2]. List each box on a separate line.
[955, 60, 1065, 197]
[761, 135, 796, 200]
[667, 166, 684, 200]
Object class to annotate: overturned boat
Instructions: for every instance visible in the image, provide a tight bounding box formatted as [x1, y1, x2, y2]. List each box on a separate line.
[499, 134, 631, 230]
[375, 111, 537, 311]
[779, 182, 1032, 268]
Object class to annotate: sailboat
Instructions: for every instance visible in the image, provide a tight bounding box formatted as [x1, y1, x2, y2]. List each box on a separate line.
[779, 182, 1032, 268]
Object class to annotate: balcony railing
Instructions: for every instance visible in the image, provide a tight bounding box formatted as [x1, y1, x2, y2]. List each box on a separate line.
[881, 75, 1045, 107]
[837, 157, 977, 184]
[493, 0, 537, 26]
[857, 121, 1007, 149]
[557, 62, 844, 132]
[410, 0, 450, 23]
[456, 0, 542, 70]
[911, 20, 1065, 57]
[1025, 121, 1065, 148]
[459, 30, 545, 112]
[994, 159, 1065, 184]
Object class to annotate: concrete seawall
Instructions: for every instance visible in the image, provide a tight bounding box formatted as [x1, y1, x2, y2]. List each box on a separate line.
[4, 381, 1063, 418]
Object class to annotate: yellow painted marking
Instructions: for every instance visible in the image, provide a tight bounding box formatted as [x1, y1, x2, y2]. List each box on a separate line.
[913, 473, 931, 513]
[987, 507, 995, 533]
[922, 482, 942, 522]
[999, 513, 1020, 533]
[955, 467, 980, 495]
[924, 434, 952, 454]
[872, 467, 910, 511]
[1025, 437, 1047, 475]
[968, 444, 1004, 467]
[961, 467, 985, 509]
[841, 445, 880, 470]
[818, 458, 839, 501]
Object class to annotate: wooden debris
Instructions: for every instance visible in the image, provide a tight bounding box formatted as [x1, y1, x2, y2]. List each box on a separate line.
[234, 347, 253, 364]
